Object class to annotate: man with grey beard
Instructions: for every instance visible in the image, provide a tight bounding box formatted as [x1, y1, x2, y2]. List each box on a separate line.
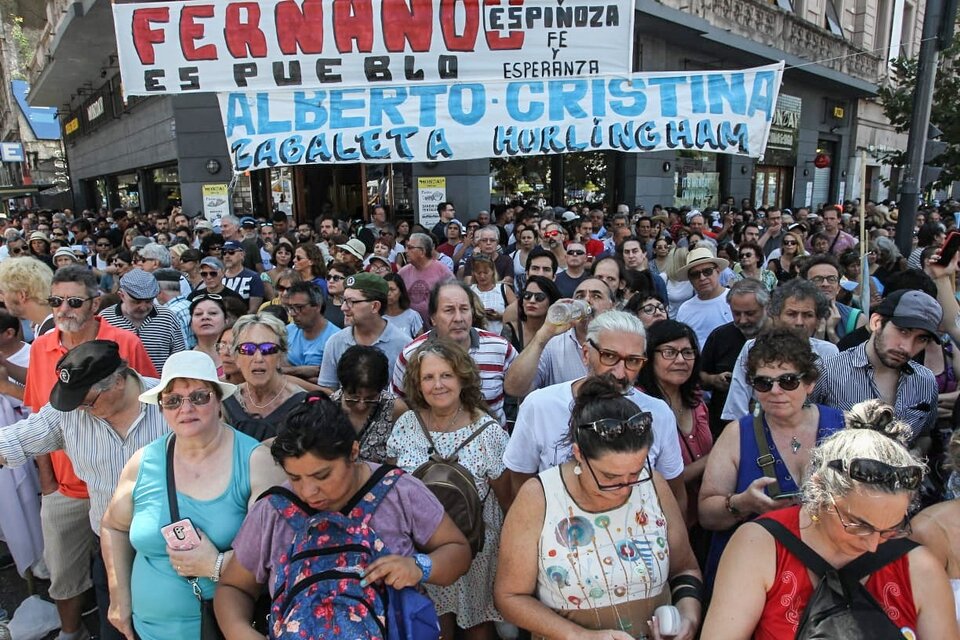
[19, 266, 158, 640]
[700, 278, 770, 436]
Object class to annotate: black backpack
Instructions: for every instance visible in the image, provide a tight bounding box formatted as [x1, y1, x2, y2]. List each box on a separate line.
[755, 518, 917, 640]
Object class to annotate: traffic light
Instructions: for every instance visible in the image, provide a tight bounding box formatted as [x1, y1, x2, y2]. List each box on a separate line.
[922, 124, 949, 186]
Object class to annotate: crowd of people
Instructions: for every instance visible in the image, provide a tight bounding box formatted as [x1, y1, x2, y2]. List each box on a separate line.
[0, 196, 959, 639]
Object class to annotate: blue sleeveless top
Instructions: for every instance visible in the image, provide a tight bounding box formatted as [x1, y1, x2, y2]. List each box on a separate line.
[704, 405, 844, 589]
[128, 428, 259, 640]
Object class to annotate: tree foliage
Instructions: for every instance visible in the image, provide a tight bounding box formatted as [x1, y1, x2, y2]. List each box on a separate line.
[877, 27, 960, 190]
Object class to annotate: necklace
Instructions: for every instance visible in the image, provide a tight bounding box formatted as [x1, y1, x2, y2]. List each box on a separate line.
[790, 435, 802, 454]
[245, 381, 286, 409]
[430, 404, 462, 432]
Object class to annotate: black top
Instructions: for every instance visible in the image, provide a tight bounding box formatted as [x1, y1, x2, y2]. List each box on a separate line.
[700, 321, 748, 437]
[222, 391, 306, 442]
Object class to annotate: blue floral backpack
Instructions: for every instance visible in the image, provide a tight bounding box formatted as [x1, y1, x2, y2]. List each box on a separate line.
[263, 465, 439, 640]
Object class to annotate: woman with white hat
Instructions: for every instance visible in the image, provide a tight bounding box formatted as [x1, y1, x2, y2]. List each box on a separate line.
[100, 350, 284, 640]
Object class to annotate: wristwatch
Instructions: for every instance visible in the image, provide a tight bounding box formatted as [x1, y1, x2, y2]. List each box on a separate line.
[412, 553, 432, 584]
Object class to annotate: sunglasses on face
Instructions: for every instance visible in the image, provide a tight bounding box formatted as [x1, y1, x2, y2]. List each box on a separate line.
[827, 458, 923, 491]
[587, 339, 647, 371]
[783, 240, 798, 246]
[566, 249, 586, 256]
[283, 303, 314, 315]
[48, 295, 97, 308]
[578, 411, 653, 441]
[159, 389, 214, 410]
[749, 372, 804, 392]
[200, 270, 219, 277]
[544, 230, 561, 238]
[688, 266, 716, 280]
[328, 274, 346, 282]
[522, 291, 547, 302]
[236, 341, 282, 356]
[342, 393, 381, 407]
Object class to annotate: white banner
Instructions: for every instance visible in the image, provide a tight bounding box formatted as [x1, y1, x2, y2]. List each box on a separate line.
[113, 0, 635, 94]
[216, 63, 785, 170]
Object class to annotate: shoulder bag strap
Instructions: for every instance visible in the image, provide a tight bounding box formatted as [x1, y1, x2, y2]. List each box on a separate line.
[339, 464, 400, 521]
[500, 283, 508, 307]
[414, 412, 441, 455]
[753, 518, 833, 578]
[165, 434, 180, 523]
[448, 419, 498, 460]
[751, 402, 783, 497]
[841, 538, 918, 581]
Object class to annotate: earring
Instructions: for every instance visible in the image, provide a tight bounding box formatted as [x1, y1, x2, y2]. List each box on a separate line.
[810, 513, 820, 523]
[574, 464, 582, 476]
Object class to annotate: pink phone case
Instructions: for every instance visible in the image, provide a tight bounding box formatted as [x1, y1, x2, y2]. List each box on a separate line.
[161, 518, 201, 550]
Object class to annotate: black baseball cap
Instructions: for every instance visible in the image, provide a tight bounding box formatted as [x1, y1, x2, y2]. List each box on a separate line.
[51, 340, 123, 411]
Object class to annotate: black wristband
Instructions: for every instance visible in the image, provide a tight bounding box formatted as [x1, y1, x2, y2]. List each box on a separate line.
[669, 574, 704, 605]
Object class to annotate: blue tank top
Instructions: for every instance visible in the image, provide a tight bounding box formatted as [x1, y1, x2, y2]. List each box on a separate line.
[704, 405, 844, 590]
[128, 428, 259, 640]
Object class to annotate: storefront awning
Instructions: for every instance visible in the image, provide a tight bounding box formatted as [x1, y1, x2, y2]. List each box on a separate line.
[0, 185, 41, 198]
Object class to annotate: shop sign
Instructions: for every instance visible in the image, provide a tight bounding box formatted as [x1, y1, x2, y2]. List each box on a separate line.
[766, 94, 800, 153]
[202, 183, 230, 221]
[64, 117, 80, 135]
[0, 142, 24, 162]
[217, 63, 784, 169]
[113, 0, 635, 94]
[417, 177, 446, 229]
[86, 96, 105, 122]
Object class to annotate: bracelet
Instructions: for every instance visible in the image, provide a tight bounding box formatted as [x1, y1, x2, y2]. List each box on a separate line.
[725, 493, 743, 518]
[669, 574, 704, 606]
[211, 552, 225, 583]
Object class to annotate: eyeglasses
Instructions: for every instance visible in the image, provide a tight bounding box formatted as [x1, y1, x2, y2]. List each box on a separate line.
[236, 341, 282, 356]
[582, 457, 653, 491]
[578, 411, 652, 441]
[215, 341, 232, 354]
[342, 393, 381, 407]
[522, 291, 547, 302]
[809, 275, 840, 285]
[687, 266, 716, 280]
[328, 274, 346, 282]
[782, 240, 798, 246]
[159, 389, 214, 410]
[566, 249, 586, 256]
[341, 297, 372, 308]
[830, 497, 911, 540]
[48, 295, 97, 308]
[826, 458, 923, 491]
[283, 303, 315, 315]
[586, 339, 647, 371]
[749, 372, 804, 392]
[639, 303, 667, 316]
[78, 390, 102, 410]
[656, 346, 696, 360]
[200, 270, 219, 277]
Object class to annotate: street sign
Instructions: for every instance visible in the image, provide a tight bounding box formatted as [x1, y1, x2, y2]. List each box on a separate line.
[0, 142, 24, 162]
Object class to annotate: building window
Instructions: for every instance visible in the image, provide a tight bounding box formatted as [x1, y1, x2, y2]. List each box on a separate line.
[774, 0, 795, 11]
[826, 0, 845, 37]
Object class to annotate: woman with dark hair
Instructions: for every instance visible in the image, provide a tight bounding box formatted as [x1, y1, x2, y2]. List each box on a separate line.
[325, 261, 356, 328]
[390, 339, 510, 640]
[263, 239, 295, 298]
[214, 393, 472, 637]
[698, 327, 845, 588]
[624, 289, 668, 328]
[200, 232, 224, 259]
[637, 320, 712, 537]
[293, 242, 328, 295]
[331, 345, 408, 463]
[383, 272, 424, 339]
[733, 241, 777, 291]
[769, 230, 806, 283]
[501, 275, 561, 352]
[650, 236, 672, 279]
[190, 293, 227, 376]
[496, 374, 703, 639]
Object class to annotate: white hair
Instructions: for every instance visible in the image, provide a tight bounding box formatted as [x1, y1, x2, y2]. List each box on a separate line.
[585, 309, 646, 344]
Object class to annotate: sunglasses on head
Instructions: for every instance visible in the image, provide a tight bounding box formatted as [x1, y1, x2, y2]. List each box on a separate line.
[827, 458, 923, 491]
[48, 295, 97, 308]
[236, 341, 282, 356]
[522, 291, 547, 302]
[749, 372, 804, 392]
[578, 411, 653, 441]
[159, 389, 214, 410]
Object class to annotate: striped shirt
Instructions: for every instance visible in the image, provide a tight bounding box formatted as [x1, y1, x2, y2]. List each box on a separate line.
[810, 342, 937, 439]
[100, 303, 187, 374]
[0, 376, 169, 531]
[392, 328, 517, 424]
[164, 295, 195, 349]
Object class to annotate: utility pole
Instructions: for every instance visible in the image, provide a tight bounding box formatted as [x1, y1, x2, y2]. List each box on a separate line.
[894, 0, 946, 256]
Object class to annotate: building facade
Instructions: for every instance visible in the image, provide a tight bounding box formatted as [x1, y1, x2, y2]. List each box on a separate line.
[26, 0, 922, 221]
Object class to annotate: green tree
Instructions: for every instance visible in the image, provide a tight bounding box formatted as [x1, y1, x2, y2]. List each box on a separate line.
[877, 28, 960, 190]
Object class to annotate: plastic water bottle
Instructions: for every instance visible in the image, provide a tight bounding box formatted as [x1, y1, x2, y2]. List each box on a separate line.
[546, 299, 592, 325]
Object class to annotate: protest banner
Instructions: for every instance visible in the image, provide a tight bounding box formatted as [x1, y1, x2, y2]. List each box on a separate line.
[215, 63, 785, 170]
[113, 0, 635, 94]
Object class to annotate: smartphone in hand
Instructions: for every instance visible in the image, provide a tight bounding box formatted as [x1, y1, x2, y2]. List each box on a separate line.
[161, 518, 201, 550]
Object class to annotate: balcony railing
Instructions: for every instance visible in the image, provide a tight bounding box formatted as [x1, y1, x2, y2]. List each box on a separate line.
[656, 0, 885, 84]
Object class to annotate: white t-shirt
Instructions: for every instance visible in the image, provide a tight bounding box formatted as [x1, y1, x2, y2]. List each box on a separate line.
[676, 292, 734, 349]
[503, 379, 684, 481]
